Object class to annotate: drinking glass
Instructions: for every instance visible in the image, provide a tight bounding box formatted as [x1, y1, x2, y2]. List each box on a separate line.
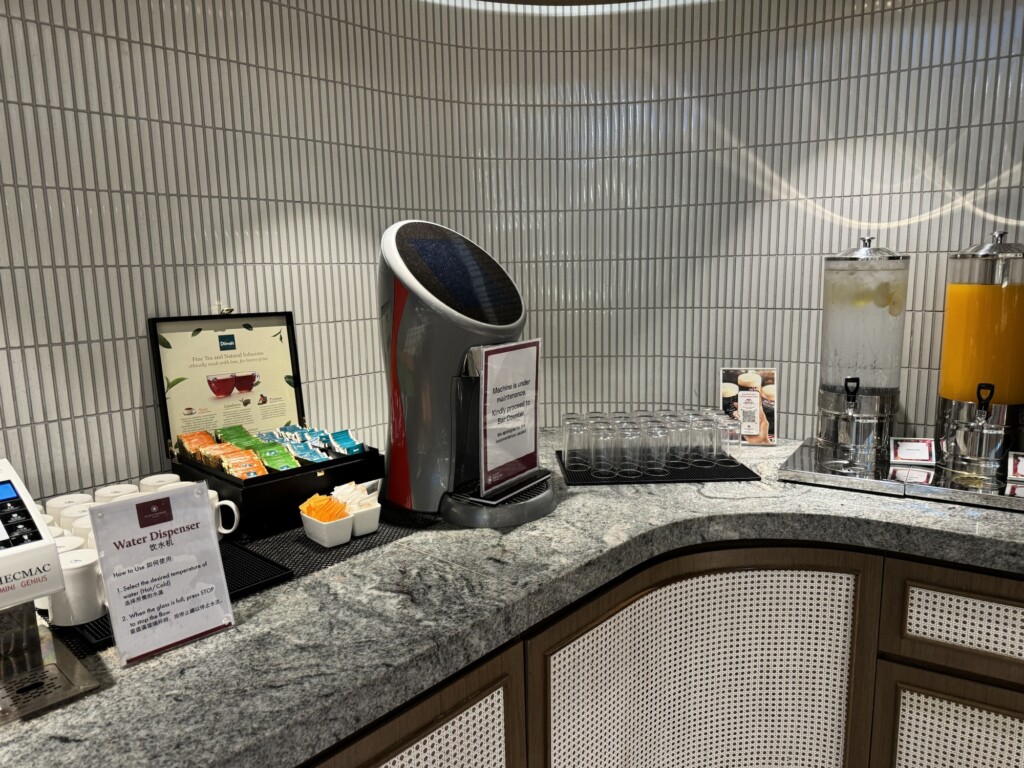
[617, 426, 644, 480]
[666, 419, 690, 469]
[590, 425, 619, 480]
[643, 424, 670, 477]
[716, 422, 741, 467]
[563, 421, 590, 471]
[691, 420, 717, 468]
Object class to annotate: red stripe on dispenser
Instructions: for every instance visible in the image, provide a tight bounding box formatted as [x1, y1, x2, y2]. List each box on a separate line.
[387, 279, 412, 509]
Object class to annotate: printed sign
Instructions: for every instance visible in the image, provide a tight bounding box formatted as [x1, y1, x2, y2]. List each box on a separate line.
[90, 484, 233, 666]
[1009, 452, 1024, 482]
[888, 466, 935, 484]
[151, 315, 300, 446]
[889, 438, 936, 465]
[720, 367, 777, 445]
[479, 339, 541, 496]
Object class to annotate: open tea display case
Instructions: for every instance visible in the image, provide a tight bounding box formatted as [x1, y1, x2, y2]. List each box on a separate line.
[149, 312, 384, 538]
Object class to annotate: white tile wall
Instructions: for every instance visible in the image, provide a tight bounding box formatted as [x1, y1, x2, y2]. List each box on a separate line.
[1, 0, 1022, 500]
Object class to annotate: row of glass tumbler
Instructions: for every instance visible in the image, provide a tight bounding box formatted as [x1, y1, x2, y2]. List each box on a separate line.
[562, 409, 741, 480]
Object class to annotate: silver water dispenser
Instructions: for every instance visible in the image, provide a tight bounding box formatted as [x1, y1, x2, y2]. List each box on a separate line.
[377, 221, 555, 527]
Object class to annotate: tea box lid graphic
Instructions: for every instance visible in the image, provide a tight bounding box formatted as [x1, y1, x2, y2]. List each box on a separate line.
[149, 313, 304, 458]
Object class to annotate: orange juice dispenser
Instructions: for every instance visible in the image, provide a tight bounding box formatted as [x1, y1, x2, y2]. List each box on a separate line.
[936, 232, 1024, 485]
[816, 238, 909, 462]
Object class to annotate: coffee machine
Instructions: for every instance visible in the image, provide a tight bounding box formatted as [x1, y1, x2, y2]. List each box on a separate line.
[0, 460, 97, 723]
[935, 232, 1024, 488]
[377, 221, 555, 527]
[815, 237, 910, 469]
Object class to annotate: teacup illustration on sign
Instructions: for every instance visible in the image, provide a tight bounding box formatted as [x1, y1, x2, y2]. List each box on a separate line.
[207, 374, 236, 398]
[234, 372, 260, 393]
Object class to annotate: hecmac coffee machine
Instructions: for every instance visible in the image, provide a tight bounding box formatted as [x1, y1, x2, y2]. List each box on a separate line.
[377, 221, 555, 527]
[0, 459, 97, 723]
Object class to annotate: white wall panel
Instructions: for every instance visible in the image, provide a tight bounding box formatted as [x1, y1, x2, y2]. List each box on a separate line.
[0, 0, 1021, 500]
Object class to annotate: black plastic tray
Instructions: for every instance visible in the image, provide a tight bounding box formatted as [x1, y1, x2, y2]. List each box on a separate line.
[243, 508, 438, 579]
[48, 540, 293, 652]
[46, 511, 441, 655]
[555, 450, 760, 486]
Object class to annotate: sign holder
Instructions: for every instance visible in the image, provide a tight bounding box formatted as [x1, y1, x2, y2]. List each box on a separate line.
[478, 339, 541, 497]
[91, 484, 233, 666]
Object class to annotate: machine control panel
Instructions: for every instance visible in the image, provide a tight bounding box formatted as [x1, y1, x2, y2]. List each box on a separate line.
[0, 459, 63, 607]
[0, 480, 42, 549]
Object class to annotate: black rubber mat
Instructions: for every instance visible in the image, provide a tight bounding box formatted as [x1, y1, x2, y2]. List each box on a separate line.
[243, 513, 438, 579]
[46, 541, 292, 653]
[46, 513, 441, 656]
[556, 450, 760, 486]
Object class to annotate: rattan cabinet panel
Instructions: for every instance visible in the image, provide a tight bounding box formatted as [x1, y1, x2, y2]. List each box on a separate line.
[880, 558, 1024, 687]
[527, 548, 882, 768]
[317, 644, 526, 768]
[871, 661, 1024, 768]
[380, 687, 506, 768]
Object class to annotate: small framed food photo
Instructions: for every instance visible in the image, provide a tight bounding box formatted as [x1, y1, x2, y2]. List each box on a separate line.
[720, 367, 777, 445]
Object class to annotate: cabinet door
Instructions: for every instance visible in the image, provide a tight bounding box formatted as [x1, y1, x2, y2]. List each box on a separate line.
[870, 660, 1024, 767]
[317, 643, 526, 768]
[879, 557, 1024, 687]
[526, 548, 882, 768]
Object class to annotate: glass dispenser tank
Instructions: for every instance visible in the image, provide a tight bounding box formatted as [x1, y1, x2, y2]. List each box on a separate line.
[936, 231, 1024, 486]
[817, 237, 910, 461]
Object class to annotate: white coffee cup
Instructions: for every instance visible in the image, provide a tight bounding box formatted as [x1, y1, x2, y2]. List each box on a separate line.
[206, 490, 240, 540]
[45, 493, 93, 523]
[54, 535, 84, 554]
[86, 531, 96, 550]
[47, 524, 64, 538]
[39, 512, 54, 526]
[60, 502, 97, 534]
[140, 482, 240, 539]
[94, 484, 140, 504]
[139, 473, 181, 493]
[71, 516, 94, 539]
[48, 549, 106, 626]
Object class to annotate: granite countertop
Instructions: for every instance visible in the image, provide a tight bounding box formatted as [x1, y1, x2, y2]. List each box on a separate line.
[3, 435, 1024, 767]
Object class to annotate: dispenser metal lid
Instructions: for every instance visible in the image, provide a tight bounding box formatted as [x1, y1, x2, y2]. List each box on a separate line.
[954, 231, 1024, 258]
[827, 236, 907, 261]
[381, 220, 525, 330]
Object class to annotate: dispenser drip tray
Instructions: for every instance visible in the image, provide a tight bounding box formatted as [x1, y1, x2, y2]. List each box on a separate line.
[779, 438, 1024, 511]
[441, 472, 556, 528]
[0, 604, 98, 724]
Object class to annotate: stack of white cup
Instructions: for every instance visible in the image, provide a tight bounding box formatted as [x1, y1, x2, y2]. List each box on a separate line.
[41, 473, 240, 625]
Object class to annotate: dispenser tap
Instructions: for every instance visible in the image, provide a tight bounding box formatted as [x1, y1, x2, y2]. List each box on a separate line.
[843, 377, 860, 416]
[975, 383, 995, 424]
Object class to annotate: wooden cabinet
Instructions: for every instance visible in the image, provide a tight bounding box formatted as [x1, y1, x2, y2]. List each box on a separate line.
[315, 644, 526, 768]
[311, 549, 1024, 768]
[870, 660, 1024, 768]
[525, 548, 882, 768]
[879, 557, 1024, 688]
[870, 558, 1024, 767]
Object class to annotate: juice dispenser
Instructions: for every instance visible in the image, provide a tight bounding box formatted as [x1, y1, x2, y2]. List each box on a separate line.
[936, 232, 1024, 485]
[816, 237, 910, 460]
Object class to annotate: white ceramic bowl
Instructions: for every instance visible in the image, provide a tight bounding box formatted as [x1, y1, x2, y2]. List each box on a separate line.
[350, 504, 381, 537]
[300, 512, 353, 547]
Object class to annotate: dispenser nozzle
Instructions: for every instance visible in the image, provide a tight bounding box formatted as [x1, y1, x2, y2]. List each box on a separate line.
[976, 382, 995, 423]
[844, 377, 860, 415]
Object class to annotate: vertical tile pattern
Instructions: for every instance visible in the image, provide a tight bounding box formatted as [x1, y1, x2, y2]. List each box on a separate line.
[0, 0, 1021, 500]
